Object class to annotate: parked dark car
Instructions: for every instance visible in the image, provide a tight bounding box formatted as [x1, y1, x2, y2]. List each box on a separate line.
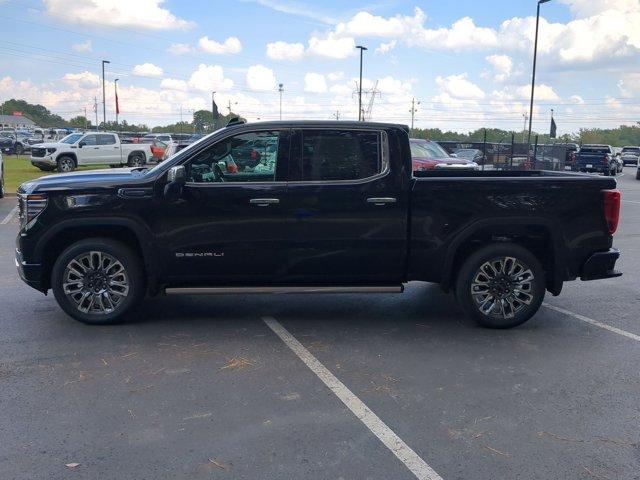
[576, 145, 618, 175]
[0, 132, 30, 155]
[454, 148, 485, 164]
[15, 121, 621, 330]
[410, 139, 478, 171]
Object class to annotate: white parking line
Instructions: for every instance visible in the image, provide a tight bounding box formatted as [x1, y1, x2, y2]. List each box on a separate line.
[0, 205, 18, 225]
[262, 316, 443, 480]
[543, 303, 640, 342]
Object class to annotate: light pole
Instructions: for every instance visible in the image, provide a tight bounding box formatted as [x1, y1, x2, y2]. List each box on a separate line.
[278, 83, 284, 120]
[101, 60, 110, 130]
[114, 78, 119, 132]
[356, 45, 367, 121]
[410, 98, 420, 130]
[527, 0, 550, 146]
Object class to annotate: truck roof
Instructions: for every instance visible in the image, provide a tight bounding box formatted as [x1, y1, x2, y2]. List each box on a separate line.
[225, 120, 410, 131]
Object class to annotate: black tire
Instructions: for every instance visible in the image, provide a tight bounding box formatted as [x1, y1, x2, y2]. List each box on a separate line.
[57, 156, 76, 173]
[455, 243, 545, 329]
[51, 238, 146, 325]
[636, 171, 640, 180]
[128, 153, 145, 167]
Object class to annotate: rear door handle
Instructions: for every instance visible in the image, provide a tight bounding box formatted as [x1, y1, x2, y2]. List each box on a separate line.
[367, 197, 397, 205]
[249, 198, 280, 206]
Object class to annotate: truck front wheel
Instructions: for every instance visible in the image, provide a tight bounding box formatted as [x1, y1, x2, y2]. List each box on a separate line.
[455, 243, 545, 329]
[51, 238, 145, 325]
[57, 156, 76, 173]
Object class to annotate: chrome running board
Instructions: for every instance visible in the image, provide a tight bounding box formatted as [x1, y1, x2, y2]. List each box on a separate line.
[165, 285, 404, 295]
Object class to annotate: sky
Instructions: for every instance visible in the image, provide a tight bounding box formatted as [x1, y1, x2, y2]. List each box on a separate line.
[0, 0, 638, 134]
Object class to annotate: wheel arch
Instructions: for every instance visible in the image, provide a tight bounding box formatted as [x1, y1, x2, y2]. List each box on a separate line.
[127, 150, 147, 162]
[441, 217, 566, 296]
[35, 218, 158, 292]
[55, 152, 77, 165]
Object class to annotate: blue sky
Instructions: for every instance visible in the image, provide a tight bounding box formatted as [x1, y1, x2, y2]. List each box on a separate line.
[0, 0, 638, 133]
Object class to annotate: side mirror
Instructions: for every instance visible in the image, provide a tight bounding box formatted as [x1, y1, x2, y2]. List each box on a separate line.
[78, 141, 85, 148]
[164, 165, 186, 202]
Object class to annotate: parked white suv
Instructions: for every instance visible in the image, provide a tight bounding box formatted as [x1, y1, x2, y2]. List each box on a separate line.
[30, 132, 153, 172]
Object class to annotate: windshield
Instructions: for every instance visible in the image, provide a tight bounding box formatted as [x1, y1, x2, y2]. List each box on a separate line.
[410, 141, 449, 159]
[622, 147, 640, 154]
[581, 146, 610, 154]
[146, 129, 220, 175]
[455, 149, 477, 159]
[60, 133, 84, 144]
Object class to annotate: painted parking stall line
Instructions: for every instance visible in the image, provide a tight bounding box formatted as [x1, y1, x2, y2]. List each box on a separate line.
[543, 303, 640, 342]
[1, 205, 18, 225]
[262, 316, 443, 480]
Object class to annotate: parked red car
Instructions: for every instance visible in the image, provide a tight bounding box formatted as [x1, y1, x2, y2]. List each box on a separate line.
[410, 139, 478, 171]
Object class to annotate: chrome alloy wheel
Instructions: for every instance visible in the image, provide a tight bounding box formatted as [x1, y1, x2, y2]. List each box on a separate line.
[62, 251, 130, 315]
[470, 256, 534, 319]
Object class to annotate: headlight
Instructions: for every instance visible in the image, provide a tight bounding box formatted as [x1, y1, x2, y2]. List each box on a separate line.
[46, 148, 56, 154]
[18, 193, 48, 228]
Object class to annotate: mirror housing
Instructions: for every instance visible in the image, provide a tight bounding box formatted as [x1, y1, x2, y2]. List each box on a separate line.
[164, 165, 186, 202]
[78, 141, 85, 148]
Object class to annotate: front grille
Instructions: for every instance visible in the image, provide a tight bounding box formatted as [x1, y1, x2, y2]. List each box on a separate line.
[31, 148, 46, 158]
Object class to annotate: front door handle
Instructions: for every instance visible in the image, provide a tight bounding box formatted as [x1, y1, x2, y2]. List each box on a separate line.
[249, 198, 280, 206]
[367, 197, 397, 206]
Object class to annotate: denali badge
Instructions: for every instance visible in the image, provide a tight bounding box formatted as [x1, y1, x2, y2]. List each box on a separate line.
[176, 252, 224, 258]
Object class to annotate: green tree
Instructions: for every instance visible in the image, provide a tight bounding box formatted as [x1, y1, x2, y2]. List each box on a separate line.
[0, 99, 68, 127]
[69, 116, 91, 129]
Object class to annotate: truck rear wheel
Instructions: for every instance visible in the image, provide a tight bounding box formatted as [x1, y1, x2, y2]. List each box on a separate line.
[51, 238, 145, 325]
[128, 154, 145, 167]
[455, 243, 545, 329]
[57, 156, 76, 173]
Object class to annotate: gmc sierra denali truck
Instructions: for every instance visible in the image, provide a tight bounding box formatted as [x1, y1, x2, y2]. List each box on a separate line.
[15, 121, 622, 329]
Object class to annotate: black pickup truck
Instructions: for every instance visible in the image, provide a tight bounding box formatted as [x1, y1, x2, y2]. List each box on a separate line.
[15, 121, 621, 328]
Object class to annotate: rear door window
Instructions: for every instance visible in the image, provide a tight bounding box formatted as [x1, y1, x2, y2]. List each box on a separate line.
[300, 130, 383, 181]
[98, 134, 116, 145]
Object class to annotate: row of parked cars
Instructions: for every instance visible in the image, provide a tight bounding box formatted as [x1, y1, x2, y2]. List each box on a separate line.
[573, 144, 640, 176]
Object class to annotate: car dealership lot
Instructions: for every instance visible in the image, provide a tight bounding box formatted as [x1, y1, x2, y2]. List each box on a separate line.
[1, 173, 639, 479]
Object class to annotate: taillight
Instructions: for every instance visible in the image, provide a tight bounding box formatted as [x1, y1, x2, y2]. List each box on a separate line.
[603, 189, 621, 235]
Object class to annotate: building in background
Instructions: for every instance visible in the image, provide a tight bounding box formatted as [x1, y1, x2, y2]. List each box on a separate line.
[0, 114, 37, 130]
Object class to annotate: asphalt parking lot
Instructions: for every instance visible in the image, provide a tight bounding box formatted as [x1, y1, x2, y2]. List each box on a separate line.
[1, 171, 639, 480]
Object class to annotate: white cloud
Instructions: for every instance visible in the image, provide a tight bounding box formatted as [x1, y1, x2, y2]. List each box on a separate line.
[435, 74, 485, 100]
[618, 73, 640, 98]
[485, 54, 512, 82]
[160, 78, 188, 91]
[246, 65, 277, 91]
[515, 84, 560, 101]
[409, 16, 498, 50]
[334, 11, 410, 38]
[570, 94, 585, 104]
[132, 63, 163, 78]
[188, 64, 234, 92]
[606, 96, 623, 109]
[72, 40, 92, 52]
[375, 41, 397, 55]
[304, 73, 327, 93]
[43, 0, 193, 30]
[266, 41, 305, 61]
[198, 36, 242, 55]
[308, 33, 356, 59]
[327, 71, 344, 82]
[167, 43, 192, 55]
[559, 0, 639, 18]
[62, 71, 100, 88]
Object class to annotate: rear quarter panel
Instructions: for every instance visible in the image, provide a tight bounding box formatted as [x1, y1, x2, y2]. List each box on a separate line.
[409, 173, 616, 283]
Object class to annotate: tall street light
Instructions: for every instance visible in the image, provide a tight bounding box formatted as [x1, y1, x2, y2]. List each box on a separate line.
[356, 45, 367, 121]
[527, 0, 551, 146]
[278, 83, 284, 120]
[101, 60, 110, 129]
[114, 78, 119, 131]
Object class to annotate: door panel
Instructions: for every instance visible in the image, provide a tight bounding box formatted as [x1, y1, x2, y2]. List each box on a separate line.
[152, 129, 291, 284]
[282, 128, 407, 284]
[97, 134, 121, 164]
[78, 134, 101, 164]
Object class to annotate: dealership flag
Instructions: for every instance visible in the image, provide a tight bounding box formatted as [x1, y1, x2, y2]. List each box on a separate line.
[550, 117, 557, 139]
[115, 91, 120, 115]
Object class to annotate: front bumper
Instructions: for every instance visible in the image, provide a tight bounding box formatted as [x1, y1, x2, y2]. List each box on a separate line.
[30, 157, 56, 168]
[581, 248, 622, 281]
[15, 248, 45, 292]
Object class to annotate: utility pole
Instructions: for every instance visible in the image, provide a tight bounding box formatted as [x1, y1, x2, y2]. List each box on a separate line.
[84, 107, 87, 130]
[101, 60, 110, 130]
[333, 110, 340, 120]
[356, 45, 367, 121]
[410, 98, 420, 130]
[114, 78, 119, 132]
[522, 112, 528, 143]
[179, 105, 183, 134]
[278, 83, 284, 120]
[527, 0, 551, 147]
[93, 97, 98, 132]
